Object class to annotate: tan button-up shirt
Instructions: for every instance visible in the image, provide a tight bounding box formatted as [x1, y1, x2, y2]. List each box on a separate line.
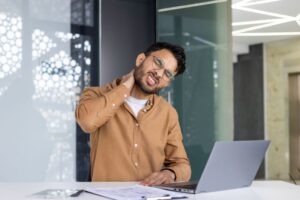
[75, 78, 191, 181]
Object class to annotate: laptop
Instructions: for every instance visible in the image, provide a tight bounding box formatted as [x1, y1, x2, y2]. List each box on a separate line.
[155, 140, 270, 194]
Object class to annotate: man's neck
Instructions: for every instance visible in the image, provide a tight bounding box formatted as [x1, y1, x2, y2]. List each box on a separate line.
[130, 84, 151, 100]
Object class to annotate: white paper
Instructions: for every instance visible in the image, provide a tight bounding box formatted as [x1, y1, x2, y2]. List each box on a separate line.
[85, 184, 187, 200]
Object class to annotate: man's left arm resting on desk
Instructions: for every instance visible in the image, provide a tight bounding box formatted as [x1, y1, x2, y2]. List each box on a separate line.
[142, 108, 191, 186]
[163, 108, 191, 181]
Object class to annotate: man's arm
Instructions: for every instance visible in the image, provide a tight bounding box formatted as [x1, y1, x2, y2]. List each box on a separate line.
[75, 71, 134, 133]
[141, 108, 191, 186]
[162, 110, 191, 181]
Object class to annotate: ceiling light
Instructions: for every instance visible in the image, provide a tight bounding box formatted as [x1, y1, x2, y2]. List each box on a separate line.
[158, 0, 226, 12]
[233, 0, 280, 7]
[297, 14, 300, 26]
[232, 19, 283, 26]
[232, 0, 299, 37]
[233, 18, 294, 34]
[234, 32, 300, 36]
[232, 5, 294, 19]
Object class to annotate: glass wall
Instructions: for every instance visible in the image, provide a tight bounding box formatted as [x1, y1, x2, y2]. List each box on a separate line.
[0, 0, 98, 181]
[157, 0, 233, 180]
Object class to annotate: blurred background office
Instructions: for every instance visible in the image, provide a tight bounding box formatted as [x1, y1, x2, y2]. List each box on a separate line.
[0, 0, 299, 184]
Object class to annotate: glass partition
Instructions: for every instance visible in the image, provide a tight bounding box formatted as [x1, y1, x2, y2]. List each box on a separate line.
[0, 0, 98, 181]
[157, 0, 233, 180]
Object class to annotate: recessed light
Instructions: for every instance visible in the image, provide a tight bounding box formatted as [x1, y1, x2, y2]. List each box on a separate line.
[158, 0, 226, 12]
[234, 32, 300, 36]
[296, 14, 300, 26]
[232, 0, 299, 37]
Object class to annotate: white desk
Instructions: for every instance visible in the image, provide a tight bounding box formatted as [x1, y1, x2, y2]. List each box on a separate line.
[1, 181, 300, 200]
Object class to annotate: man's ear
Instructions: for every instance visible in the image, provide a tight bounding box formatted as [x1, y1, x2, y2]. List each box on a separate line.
[135, 53, 146, 67]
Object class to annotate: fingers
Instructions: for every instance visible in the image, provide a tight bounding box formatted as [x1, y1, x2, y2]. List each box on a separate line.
[126, 69, 135, 77]
[140, 171, 175, 186]
[141, 172, 164, 186]
[122, 70, 134, 82]
[122, 69, 135, 91]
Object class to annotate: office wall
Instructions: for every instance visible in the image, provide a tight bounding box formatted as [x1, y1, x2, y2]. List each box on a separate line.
[100, 0, 156, 85]
[233, 44, 265, 178]
[234, 44, 264, 141]
[265, 36, 300, 180]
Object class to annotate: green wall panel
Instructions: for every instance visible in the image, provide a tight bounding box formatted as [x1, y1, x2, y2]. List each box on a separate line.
[157, 0, 233, 180]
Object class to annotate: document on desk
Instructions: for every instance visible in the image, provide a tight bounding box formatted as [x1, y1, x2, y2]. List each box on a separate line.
[85, 184, 187, 200]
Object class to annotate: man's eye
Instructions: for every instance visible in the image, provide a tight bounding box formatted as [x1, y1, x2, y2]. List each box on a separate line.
[155, 58, 163, 67]
[165, 71, 172, 78]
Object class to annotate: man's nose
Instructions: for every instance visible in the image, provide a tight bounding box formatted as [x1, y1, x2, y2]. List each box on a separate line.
[155, 68, 164, 79]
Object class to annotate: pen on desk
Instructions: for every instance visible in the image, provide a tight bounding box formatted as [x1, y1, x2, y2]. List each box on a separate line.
[142, 194, 170, 200]
[170, 197, 188, 200]
[141, 194, 188, 200]
[70, 189, 85, 197]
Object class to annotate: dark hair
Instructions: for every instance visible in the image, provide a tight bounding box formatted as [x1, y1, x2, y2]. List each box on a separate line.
[144, 42, 186, 76]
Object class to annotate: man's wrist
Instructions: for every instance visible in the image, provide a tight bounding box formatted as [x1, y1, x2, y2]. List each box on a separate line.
[162, 169, 176, 180]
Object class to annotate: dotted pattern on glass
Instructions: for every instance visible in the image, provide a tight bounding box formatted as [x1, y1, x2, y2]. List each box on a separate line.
[31, 29, 92, 180]
[32, 29, 57, 60]
[0, 13, 22, 80]
[32, 51, 82, 104]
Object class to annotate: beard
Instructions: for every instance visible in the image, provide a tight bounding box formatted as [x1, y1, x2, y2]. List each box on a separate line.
[134, 63, 161, 94]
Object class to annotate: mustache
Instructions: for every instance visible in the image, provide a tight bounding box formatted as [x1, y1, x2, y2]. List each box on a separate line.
[148, 71, 159, 84]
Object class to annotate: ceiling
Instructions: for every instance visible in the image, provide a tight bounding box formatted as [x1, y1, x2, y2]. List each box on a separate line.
[157, 0, 299, 60]
[232, 0, 300, 58]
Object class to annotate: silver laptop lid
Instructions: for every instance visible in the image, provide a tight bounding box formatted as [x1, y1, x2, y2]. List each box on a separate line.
[196, 140, 270, 193]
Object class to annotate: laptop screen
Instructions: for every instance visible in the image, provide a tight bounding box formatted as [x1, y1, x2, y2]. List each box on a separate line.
[195, 140, 270, 193]
[156, 140, 270, 194]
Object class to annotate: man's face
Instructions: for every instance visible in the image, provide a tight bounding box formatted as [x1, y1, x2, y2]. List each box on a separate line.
[134, 49, 178, 94]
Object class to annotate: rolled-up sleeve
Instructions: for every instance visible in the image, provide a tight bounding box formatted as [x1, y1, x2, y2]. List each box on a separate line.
[75, 84, 130, 133]
[163, 108, 191, 181]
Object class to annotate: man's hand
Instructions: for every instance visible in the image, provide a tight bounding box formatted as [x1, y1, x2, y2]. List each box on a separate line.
[122, 70, 135, 92]
[140, 170, 175, 186]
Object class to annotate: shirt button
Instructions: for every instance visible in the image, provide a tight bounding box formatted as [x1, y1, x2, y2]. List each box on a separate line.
[143, 109, 147, 112]
[112, 103, 115, 107]
[135, 123, 139, 127]
[134, 162, 138, 167]
[124, 94, 128, 98]
[134, 144, 138, 148]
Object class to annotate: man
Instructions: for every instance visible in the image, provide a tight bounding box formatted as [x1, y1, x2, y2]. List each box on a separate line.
[76, 42, 191, 186]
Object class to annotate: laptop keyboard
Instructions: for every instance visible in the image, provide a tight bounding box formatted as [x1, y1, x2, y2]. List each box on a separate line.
[174, 183, 197, 189]
[160, 181, 198, 189]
